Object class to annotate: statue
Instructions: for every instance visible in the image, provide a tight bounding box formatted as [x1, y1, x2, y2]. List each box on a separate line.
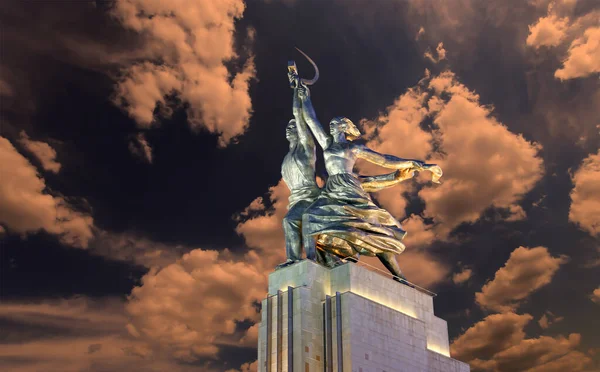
[277, 51, 409, 270]
[286, 50, 442, 282]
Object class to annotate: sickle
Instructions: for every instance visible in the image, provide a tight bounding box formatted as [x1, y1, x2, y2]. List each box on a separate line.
[295, 47, 319, 85]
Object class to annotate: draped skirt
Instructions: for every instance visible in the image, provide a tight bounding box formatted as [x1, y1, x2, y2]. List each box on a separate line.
[303, 173, 406, 257]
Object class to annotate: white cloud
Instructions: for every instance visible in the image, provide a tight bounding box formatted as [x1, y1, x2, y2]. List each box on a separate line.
[111, 0, 255, 146]
[0, 137, 93, 248]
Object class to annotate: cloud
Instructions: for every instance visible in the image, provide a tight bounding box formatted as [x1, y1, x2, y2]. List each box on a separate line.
[0, 137, 93, 248]
[591, 287, 600, 304]
[234, 179, 289, 269]
[525, 0, 600, 80]
[569, 150, 600, 236]
[0, 78, 14, 97]
[424, 42, 447, 63]
[451, 312, 592, 371]
[90, 230, 187, 269]
[475, 246, 567, 313]
[485, 333, 589, 372]
[419, 72, 544, 235]
[452, 267, 473, 285]
[226, 361, 258, 372]
[110, 0, 255, 146]
[451, 312, 533, 363]
[0, 297, 199, 372]
[538, 311, 564, 329]
[128, 133, 153, 163]
[555, 26, 600, 80]
[125, 248, 266, 362]
[526, 14, 570, 48]
[17, 131, 61, 173]
[365, 70, 544, 239]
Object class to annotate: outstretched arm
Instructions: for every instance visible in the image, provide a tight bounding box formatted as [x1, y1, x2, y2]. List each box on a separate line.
[359, 168, 415, 192]
[354, 144, 443, 183]
[297, 83, 331, 150]
[354, 144, 424, 169]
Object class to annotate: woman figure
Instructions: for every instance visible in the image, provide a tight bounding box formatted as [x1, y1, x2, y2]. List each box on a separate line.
[298, 83, 442, 281]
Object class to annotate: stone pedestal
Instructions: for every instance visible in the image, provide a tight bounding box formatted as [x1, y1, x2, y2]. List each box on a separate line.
[257, 260, 470, 372]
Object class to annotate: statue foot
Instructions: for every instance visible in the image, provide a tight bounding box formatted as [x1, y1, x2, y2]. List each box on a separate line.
[275, 259, 299, 270]
[393, 276, 414, 288]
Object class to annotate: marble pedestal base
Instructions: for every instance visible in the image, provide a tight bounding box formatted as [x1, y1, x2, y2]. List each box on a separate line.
[257, 260, 470, 372]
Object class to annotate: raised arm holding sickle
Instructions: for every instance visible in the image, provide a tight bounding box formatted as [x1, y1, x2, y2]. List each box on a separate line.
[294, 61, 442, 281]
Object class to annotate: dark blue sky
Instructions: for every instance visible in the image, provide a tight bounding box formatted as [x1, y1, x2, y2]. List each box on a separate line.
[0, 1, 598, 371]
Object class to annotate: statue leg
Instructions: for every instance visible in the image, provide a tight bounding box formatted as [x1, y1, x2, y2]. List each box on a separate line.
[317, 249, 343, 267]
[301, 214, 316, 261]
[283, 213, 303, 262]
[377, 252, 407, 282]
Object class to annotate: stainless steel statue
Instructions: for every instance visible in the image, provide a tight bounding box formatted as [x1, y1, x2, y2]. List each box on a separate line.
[280, 50, 442, 281]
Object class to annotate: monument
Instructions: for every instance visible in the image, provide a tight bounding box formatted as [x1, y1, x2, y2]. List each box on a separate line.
[256, 50, 470, 371]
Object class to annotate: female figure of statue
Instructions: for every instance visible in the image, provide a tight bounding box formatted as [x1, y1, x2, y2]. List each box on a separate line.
[298, 83, 442, 281]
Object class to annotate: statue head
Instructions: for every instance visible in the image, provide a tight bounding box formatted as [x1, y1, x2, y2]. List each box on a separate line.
[330, 117, 361, 141]
[285, 119, 298, 142]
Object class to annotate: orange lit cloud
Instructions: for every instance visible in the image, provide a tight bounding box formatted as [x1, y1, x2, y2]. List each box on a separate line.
[452, 267, 473, 285]
[591, 287, 600, 304]
[451, 312, 592, 371]
[526, 14, 569, 49]
[538, 311, 564, 329]
[128, 133, 153, 164]
[0, 137, 93, 248]
[555, 25, 600, 80]
[526, 1, 600, 80]
[125, 249, 266, 361]
[111, 0, 255, 146]
[569, 150, 600, 236]
[235, 179, 289, 269]
[420, 72, 544, 235]
[17, 131, 61, 173]
[362, 70, 543, 244]
[475, 246, 567, 312]
[0, 297, 206, 372]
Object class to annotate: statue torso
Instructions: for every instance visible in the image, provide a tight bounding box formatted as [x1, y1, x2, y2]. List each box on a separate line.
[281, 145, 317, 190]
[324, 142, 356, 175]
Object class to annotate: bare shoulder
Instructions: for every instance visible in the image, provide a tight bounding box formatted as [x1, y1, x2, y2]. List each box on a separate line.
[350, 142, 368, 154]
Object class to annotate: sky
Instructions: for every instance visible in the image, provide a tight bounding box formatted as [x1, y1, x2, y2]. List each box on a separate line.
[0, 0, 599, 371]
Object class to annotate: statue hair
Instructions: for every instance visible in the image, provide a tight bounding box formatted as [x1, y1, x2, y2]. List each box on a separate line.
[332, 116, 361, 141]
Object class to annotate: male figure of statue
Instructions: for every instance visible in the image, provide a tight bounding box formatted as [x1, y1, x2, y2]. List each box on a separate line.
[277, 72, 340, 269]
